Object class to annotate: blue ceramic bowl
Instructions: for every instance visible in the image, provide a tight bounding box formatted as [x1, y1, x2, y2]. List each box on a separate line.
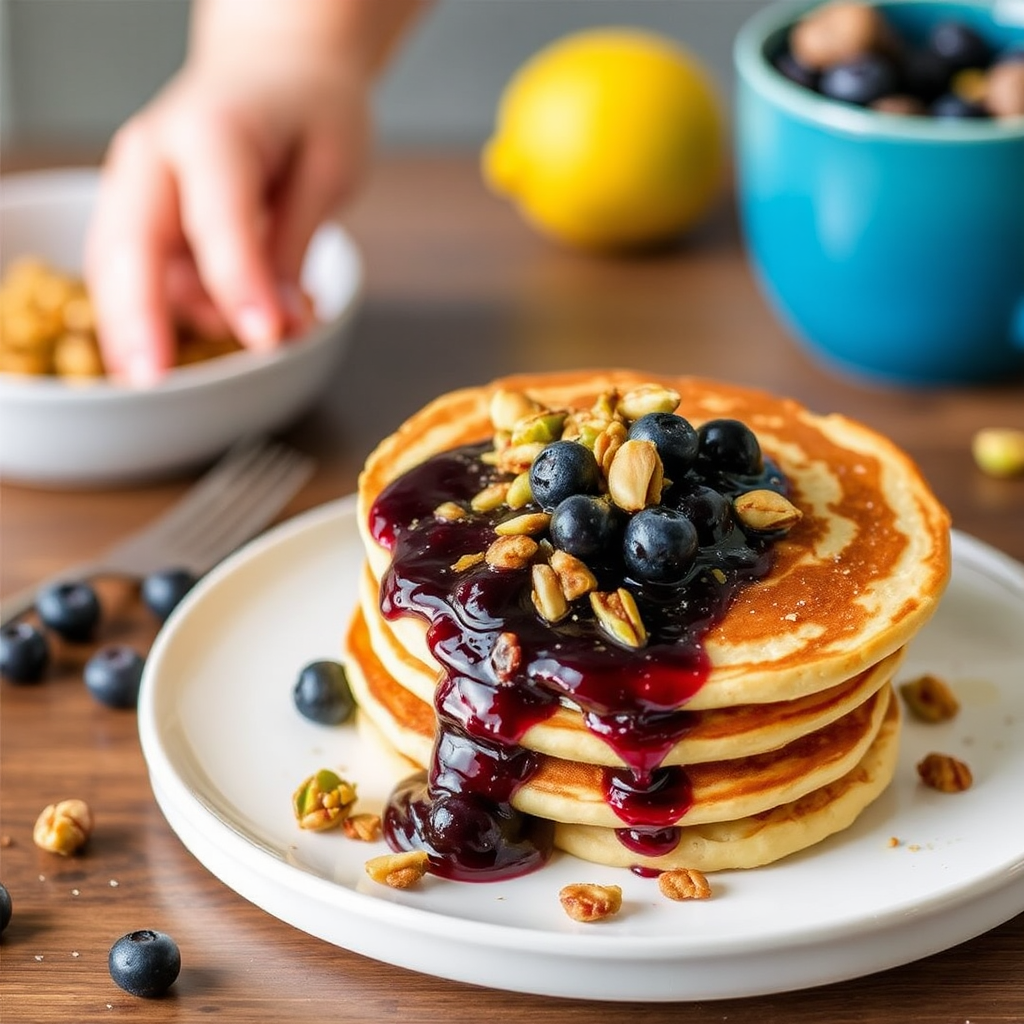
[734, 0, 1024, 385]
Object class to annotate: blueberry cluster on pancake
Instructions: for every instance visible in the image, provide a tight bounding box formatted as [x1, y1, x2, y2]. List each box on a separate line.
[347, 371, 951, 879]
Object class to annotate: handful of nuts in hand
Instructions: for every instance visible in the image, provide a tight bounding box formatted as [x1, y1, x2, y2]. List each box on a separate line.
[0, 257, 244, 379]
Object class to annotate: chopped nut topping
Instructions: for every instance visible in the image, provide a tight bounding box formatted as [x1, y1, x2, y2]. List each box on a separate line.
[900, 674, 960, 723]
[550, 549, 598, 601]
[490, 631, 523, 683]
[486, 534, 539, 570]
[617, 384, 681, 421]
[495, 512, 551, 537]
[606, 439, 664, 512]
[559, 882, 623, 922]
[433, 501, 467, 522]
[365, 850, 429, 888]
[292, 769, 357, 831]
[451, 552, 485, 572]
[505, 471, 533, 510]
[471, 481, 511, 513]
[490, 389, 541, 433]
[33, 798, 93, 856]
[498, 442, 547, 475]
[590, 588, 647, 648]
[343, 813, 383, 842]
[593, 420, 628, 477]
[658, 868, 712, 901]
[510, 411, 567, 447]
[733, 489, 803, 532]
[916, 753, 973, 793]
[590, 389, 622, 422]
[532, 563, 570, 623]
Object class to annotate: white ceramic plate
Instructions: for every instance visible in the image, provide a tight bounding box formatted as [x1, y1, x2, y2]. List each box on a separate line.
[138, 499, 1024, 1002]
[0, 169, 362, 486]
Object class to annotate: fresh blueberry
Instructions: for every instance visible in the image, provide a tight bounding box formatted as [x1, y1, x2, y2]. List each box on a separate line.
[929, 92, 987, 118]
[293, 660, 355, 725]
[626, 413, 700, 478]
[899, 46, 953, 102]
[927, 20, 993, 73]
[674, 485, 734, 545]
[36, 581, 101, 643]
[819, 54, 901, 106]
[84, 645, 146, 709]
[774, 49, 820, 90]
[549, 495, 625, 561]
[141, 568, 197, 623]
[696, 419, 763, 476]
[623, 507, 699, 586]
[0, 881, 12, 934]
[0, 622, 49, 684]
[108, 929, 181, 998]
[528, 441, 601, 512]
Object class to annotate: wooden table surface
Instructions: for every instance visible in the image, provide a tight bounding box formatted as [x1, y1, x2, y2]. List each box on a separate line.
[2, 154, 1022, 1023]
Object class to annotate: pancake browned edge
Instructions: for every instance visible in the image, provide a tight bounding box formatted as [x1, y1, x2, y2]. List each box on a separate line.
[349, 370, 951, 872]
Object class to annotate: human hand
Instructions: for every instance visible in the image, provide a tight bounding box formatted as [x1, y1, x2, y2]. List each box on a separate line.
[85, 50, 370, 384]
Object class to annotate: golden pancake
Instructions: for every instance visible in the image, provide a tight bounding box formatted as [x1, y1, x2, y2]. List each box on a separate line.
[358, 371, 950, 707]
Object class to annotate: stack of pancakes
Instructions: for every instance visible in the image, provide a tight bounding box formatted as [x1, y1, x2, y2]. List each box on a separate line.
[346, 371, 951, 873]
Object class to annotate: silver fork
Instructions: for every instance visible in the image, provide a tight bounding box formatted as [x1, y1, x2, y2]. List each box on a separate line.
[0, 437, 315, 626]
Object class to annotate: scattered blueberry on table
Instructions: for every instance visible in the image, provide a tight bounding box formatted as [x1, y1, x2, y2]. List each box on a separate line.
[0, 622, 50, 683]
[141, 568, 198, 623]
[108, 929, 181, 998]
[84, 645, 146, 708]
[0, 881, 12, 935]
[35, 580, 101, 643]
[293, 660, 355, 725]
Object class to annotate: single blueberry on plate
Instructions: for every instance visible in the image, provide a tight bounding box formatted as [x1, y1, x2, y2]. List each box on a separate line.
[36, 581, 101, 643]
[528, 441, 601, 511]
[0, 622, 50, 684]
[549, 495, 624, 561]
[697, 419, 763, 476]
[108, 930, 181, 998]
[626, 412, 700, 478]
[0, 881, 12, 934]
[141, 568, 197, 623]
[293, 660, 355, 725]
[623, 507, 699, 586]
[84, 645, 146, 709]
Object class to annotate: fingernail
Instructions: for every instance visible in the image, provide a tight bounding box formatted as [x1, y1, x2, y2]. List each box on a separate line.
[124, 350, 160, 387]
[236, 304, 278, 352]
[278, 282, 311, 332]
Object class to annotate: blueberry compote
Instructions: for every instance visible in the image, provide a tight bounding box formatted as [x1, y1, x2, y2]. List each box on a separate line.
[371, 426, 790, 881]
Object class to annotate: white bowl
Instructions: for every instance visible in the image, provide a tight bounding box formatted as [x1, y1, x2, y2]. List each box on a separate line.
[0, 168, 362, 487]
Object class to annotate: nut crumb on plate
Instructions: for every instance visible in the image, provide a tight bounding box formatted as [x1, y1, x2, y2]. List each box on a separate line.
[559, 882, 623, 922]
[917, 752, 973, 793]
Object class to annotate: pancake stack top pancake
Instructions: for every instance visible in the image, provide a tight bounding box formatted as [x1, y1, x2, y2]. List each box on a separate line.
[348, 371, 951, 880]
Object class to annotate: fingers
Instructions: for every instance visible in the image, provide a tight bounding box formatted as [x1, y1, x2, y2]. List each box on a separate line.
[85, 125, 180, 385]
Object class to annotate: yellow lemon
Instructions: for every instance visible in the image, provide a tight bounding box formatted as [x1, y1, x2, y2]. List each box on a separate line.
[482, 28, 726, 251]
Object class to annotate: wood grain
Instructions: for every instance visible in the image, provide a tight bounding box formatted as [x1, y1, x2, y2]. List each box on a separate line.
[2, 154, 1022, 1023]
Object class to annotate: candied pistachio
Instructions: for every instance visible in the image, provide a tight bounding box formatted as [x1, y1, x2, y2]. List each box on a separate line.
[471, 481, 511, 513]
[292, 769, 357, 831]
[532, 563, 570, 623]
[486, 534, 539, 570]
[365, 849, 429, 888]
[591, 588, 647, 648]
[606, 439, 664, 512]
[506, 471, 533, 510]
[510, 411, 567, 447]
[972, 428, 1024, 478]
[495, 512, 551, 537]
[733, 489, 803, 533]
[916, 753, 973, 794]
[343, 813, 383, 842]
[590, 390, 621, 422]
[593, 420, 628, 477]
[550, 549, 598, 601]
[559, 882, 623, 922]
[433, 501, 467, 522]
[451, 552, 485, 572]
[498, 442, 547, 475]
[33, 798, 93, 856]
[490, 389, 541, 433]
[658, 868, 712, 901]
[900, 674, 960, 723]
[490, 631, 522, 683]
[617, 384, 681, 421]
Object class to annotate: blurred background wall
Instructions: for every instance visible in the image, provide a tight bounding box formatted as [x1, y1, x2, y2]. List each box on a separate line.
[1, 0, 766, 154]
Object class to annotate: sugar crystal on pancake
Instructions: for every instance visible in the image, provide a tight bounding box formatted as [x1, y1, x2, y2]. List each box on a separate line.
[349, 371, 951, 880]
